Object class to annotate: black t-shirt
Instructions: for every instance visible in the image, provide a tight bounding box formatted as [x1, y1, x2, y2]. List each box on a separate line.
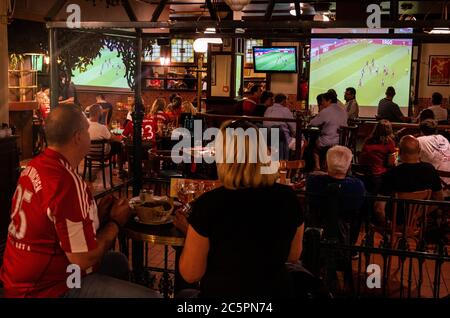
[61, 82, 80, 106]
[377, 98, 404, 122]
[188, 184, 303, 298]
[380, 162, 442, 195]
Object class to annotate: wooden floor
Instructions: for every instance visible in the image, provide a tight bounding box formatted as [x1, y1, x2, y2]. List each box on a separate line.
[62, 162, 450, 298]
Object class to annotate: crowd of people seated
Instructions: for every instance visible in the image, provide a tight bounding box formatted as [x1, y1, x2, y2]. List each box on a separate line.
[6, 80, 448, 299]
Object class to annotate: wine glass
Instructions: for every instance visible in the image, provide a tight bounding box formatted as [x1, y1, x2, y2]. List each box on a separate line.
[177, 181, 195, 216]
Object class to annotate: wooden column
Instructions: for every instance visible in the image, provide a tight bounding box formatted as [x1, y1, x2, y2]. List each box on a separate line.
[0, 0, 9, 123]
[49, 28, 59, 109]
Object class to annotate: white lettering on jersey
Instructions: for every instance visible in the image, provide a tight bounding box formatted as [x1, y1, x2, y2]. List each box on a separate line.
[8, 184, 32, 240]
[22, 166, 43, 193]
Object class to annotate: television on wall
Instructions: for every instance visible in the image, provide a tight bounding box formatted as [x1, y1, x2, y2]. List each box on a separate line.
[252, 47, 297, 73]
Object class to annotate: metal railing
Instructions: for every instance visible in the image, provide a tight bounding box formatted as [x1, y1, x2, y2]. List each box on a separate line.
[299, 190, 450, 298]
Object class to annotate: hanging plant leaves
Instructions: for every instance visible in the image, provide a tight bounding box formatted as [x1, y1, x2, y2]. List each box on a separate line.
[8, 19, 154, 90]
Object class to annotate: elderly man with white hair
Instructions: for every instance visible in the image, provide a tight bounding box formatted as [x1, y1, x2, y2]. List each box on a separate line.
[306, 146, 366, 250]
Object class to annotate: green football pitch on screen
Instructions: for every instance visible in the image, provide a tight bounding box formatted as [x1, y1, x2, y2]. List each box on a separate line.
[309, 39, 412, 107]
[72, 47, 128, 89]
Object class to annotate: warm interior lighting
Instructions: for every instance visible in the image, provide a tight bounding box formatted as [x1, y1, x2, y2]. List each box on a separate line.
[205, 28, 216, 34]
[289, 9, 303, 16]
[44, 56, 50, 65]
[193, 39, 208, 53]
[159, 57, 170, 66]
[193, 38, 223, 53]
[427, 28, 450, 34]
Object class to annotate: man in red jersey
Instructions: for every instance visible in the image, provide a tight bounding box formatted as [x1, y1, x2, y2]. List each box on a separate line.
[242, 84, 262, 116]
[0, 106, 160, 298]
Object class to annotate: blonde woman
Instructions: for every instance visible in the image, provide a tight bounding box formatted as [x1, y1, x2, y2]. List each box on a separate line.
[175, 120, 305, 298]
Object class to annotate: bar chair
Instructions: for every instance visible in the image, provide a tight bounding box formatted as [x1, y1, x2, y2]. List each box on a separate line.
[338, 125, 359, 161]
[279, 160, 306, 184]
[83, 139, 113, 189]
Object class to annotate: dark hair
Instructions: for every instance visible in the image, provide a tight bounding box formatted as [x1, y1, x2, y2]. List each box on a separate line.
[419, 109, 435, 122]
[346, 87, 356, 96]
[260, 91, 274, 104]
[96, 93, 105, 100]
[169, 93, 179, 103]
[250, 85, 262, 95]
[274, 93, 287, 104]
[322, 92, 333, 102]
[171, 96, 182, 109]
[386, 86, 396, 97]
[366, 119, 394, 145]
[432, 92, 443, 105]
[327, 89, 338, 103]
[316, 93, 324, 106]
[45, 106, 88, 147]
[420, 119, 438, 136]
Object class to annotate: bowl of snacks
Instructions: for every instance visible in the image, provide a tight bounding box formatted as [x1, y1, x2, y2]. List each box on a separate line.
[133, 197, 174, 225]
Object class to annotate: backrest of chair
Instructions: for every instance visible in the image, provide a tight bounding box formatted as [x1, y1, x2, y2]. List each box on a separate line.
[393, 189, 432, 238]
[87, 139, 107, 160]
[338, 125, 358, 154]
[279, 160, 306, 179]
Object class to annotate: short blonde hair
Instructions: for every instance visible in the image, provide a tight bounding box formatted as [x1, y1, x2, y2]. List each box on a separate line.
[326, 145, 353, 175]
[216, 120, 278, 190]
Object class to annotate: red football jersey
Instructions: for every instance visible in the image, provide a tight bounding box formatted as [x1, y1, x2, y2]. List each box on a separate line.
[122, 115, 158, 142]
[0, 149, 98, 298]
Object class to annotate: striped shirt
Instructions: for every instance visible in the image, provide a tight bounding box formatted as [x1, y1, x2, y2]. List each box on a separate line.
[0, 149, 98, 298]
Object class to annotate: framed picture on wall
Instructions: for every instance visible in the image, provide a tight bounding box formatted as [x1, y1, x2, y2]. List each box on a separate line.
[428, 55, 450, 86]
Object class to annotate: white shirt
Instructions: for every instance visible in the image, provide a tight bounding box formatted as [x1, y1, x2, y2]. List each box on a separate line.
[88, 120, 111, 153]
[418, 134, 450, 194]
[263, 103, 296, 144]
[427, 105, 448, 122]
[310, 103, 348, 148]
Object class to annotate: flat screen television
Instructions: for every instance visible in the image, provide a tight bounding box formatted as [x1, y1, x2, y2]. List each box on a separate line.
[72, 46, 129, 90]
[308, 29, 413, 110]
[253, 47, 297, 73]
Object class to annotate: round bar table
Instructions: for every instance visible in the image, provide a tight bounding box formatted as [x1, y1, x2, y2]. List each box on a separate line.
[126, 219, 185, 298]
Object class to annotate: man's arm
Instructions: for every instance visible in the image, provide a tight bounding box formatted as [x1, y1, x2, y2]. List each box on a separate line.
[59, 97, 75, 104]
[66, 222, 118, 271]
[65, 198, 131, 271]
[310, 112, 324, 126]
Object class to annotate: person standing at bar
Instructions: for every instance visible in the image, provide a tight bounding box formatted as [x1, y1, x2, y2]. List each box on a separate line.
[59, 73, 80, 107]
[344, 87, 359, 120]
